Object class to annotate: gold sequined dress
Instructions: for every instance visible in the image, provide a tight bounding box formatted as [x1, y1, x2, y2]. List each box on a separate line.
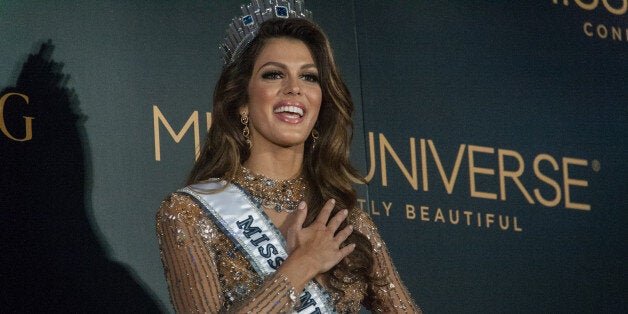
[156, 188, 421, 313]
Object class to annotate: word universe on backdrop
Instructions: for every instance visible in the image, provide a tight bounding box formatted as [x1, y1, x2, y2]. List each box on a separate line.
[353, 132, 595, 233]
[552, 0, 628, 42]
[153, 106, 597, 233]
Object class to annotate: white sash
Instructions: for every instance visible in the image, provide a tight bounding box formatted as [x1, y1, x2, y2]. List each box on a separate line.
[179, 181, 337, 314]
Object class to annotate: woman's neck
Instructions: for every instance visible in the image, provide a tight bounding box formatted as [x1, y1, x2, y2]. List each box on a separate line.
[243, 145, 304, 180]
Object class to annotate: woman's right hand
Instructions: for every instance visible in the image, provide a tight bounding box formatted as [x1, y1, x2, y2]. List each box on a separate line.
[281, 199, 356, 286]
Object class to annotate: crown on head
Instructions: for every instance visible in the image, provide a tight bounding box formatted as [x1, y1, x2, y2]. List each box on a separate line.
[220, 0, 313, 65]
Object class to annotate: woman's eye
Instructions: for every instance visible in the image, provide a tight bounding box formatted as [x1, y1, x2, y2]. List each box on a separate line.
[301, 73, 319, 83]
[261, 71, 284, 80]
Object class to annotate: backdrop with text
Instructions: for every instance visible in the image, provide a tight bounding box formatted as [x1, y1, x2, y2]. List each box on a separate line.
[1, 1, 626, 313]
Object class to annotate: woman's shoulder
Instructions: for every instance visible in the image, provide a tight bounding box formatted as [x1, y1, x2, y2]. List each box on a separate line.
[347, 207, 378, 234]
[156, 180, 227, 221]
[156, 191, 205, 224]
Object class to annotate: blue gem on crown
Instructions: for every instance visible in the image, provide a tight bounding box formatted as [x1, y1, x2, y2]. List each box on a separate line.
[275, 6, 288, 18]
[242, 15, 254, 26]
[220, 0, 313, 65]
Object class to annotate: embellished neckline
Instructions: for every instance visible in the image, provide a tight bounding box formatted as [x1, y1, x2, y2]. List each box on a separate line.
[232, 166, 307, 213]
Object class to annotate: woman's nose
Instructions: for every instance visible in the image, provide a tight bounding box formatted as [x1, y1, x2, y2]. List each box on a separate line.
[283, 77, 301, 95]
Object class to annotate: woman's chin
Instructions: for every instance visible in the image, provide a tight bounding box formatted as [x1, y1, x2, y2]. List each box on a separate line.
[272, 134, 310, 148]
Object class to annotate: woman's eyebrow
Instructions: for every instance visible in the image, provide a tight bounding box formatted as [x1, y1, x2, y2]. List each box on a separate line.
[300, 63, 317, 70]
[256, 62, 317, 74]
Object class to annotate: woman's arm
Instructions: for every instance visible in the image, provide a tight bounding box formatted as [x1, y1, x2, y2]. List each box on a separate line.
[156, 194, 297, 313]
[351, 210, 422, 313]
[156, 194, 353, 313]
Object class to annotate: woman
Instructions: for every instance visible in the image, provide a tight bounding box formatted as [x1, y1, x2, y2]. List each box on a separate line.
[156, 1, 420, 313]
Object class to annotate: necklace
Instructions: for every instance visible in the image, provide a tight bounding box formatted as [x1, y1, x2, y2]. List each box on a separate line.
[232, 166, 307, 213]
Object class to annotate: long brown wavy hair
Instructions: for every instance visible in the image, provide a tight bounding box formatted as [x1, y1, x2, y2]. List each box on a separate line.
[187, 18, 374, 297]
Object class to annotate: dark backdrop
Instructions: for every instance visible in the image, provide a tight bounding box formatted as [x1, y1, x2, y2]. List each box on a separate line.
[1, 1, 625, 313]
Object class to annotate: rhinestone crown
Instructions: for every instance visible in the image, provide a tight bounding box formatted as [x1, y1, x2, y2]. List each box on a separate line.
[220, 0, 313, 65]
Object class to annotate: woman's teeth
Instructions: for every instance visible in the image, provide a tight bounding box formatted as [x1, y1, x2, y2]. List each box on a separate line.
[274, 105, 304, 117]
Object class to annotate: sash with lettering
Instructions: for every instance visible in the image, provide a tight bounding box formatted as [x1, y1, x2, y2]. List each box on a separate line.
[179, 181, 337, 314]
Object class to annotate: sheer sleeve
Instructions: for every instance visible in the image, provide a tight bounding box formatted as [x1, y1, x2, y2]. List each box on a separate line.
[156, 193, 298, 313]
[350, 210, 422, 313]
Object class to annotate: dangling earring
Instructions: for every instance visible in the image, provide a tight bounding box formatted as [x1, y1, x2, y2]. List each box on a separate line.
[240, 112, 252, 149]
[311, 129, 319, 149]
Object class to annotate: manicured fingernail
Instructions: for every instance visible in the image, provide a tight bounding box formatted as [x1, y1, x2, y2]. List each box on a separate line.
[298, 201, 306, 210]
[330, 199, 336, 205]
[342, 209, 349, 216]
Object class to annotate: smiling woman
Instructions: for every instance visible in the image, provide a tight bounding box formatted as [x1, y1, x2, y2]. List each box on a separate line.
[244, 37, 322, 152]
[155, 1, 421, 313]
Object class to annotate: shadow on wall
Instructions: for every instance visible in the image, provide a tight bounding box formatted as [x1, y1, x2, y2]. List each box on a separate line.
[0, 41, 164, 313]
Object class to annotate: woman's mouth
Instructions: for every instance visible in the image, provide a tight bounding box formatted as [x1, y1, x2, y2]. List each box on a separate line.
[273, 104, 304, 123]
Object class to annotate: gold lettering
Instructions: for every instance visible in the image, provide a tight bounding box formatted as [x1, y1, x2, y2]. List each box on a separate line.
[513, 217, 523, 232]
[420, 138, 428, 191]
[153, 105, 200, 161]
[468, 145, 497, 200]
[382, 202, 392, 217]
[499, 215, 510, 230]
[611, 25, 623, 40]
[405, 204, 416, 219]
[449, 209, 460, 224]
[358, 130, 592, 212]
[420, 206, 429, 221]
[371, 200, 380, 216]
[556, 0, 627, 15]
[533, 154, 562, 207]
[463, 211, 473, 226]
[563, 157, 591, 210]
[379, 133, 418, 190]
[485, 213, 495, 228]
[0, 93, 34, 141]
[575, 0, 599, 11]
[583, 22, 627, 41]
[583, 22, 594, 36]
[602, 0, 627, 15]
[428, 140, 466, 194]
[434, 208, 445, 223]
[498, 149, 534, 204]
[357, 198, 367, 211]
[597, 23, 609, 38]
[552, 0, 569, 6]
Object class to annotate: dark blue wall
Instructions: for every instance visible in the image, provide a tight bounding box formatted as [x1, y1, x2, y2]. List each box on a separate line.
[1, 1, 625, 313]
